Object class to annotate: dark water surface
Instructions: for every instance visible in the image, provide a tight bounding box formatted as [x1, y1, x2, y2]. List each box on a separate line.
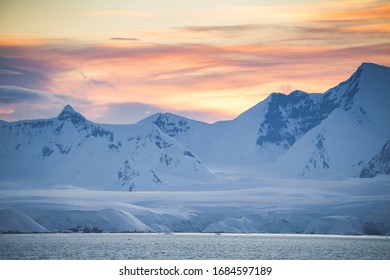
[1, 233, 389, 260]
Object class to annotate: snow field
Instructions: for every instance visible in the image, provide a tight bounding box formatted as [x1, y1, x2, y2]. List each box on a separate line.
[1, 176, 389, 235]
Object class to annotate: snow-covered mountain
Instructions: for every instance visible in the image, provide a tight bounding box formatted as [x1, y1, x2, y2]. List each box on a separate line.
[0, 62, 389, 190]
[0, 105, 211, 190]
[142, 62, 390, 178]
[270, 62, 390, 178]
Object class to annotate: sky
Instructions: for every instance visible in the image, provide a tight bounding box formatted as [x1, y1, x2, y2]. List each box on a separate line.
[0, 0, 389, 124]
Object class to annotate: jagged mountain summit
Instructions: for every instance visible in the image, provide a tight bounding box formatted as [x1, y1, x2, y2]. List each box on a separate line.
[0, 62, 389, 190]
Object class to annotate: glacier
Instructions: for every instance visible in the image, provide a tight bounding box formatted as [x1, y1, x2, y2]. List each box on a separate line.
[0, 62, 389, 234]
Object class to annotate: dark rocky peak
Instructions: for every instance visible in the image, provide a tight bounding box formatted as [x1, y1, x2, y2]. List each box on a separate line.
[151, 113, 190, 137]
[256, 91, 323, 148]
[57, 105, 87, 125]
[268, 90, 311, 105]
[55, 105, 113, 141]
[358, 62, 388, 72]
[289, 90, 309, 98]
[62, 104, 76, 113]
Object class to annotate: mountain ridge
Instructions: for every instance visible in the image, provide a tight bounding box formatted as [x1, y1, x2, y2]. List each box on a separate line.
[0, 105, 211, 190]
[1, 62, 389, 190]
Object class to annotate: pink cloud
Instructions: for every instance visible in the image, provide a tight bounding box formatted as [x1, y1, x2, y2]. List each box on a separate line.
[1, 37, 389, 122]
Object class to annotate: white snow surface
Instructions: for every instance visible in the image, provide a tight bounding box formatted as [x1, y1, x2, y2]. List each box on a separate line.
[0, 176, 389, 234]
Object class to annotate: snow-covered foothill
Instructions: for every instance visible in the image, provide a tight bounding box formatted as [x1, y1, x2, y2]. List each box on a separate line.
[0, 176, 389, 234]
[35, 208, 151, 233]
[304, 216, 364, 235]
[0, 208, 48, 233]
[203, 217, 258, 233]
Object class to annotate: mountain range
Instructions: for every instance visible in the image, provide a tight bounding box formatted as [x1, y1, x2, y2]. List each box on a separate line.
[0, 62, 389, 190]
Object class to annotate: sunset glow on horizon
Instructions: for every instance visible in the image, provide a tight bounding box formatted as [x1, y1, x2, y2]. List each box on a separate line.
[1, 0, 389, 124]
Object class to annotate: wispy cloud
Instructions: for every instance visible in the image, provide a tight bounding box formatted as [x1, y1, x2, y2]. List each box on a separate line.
[0, 86, 47, 104]
[95, 102, 232, 124]
[0, 70, 22, 75]
[80, 71, 116, 90]
[0, 56, 55, 90]
[110, 37, 140, 41]
[1, 39, 389, 122]
[0, 86, 92, 121]
[297, 0, 390, 44]
[0, 86, 91, 106]
[182, 24, 261, 34]
[95, 102, 162, 124]
[87, 79, 115, 89]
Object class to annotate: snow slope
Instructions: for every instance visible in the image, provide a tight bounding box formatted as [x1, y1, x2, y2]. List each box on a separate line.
[271, 109, 383, 178]
[360, 140, 390, 178]
[323, 63, 390, 138]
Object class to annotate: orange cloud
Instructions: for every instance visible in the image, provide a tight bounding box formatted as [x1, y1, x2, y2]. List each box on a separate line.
[306, 2, 390, 21]
[1, 0, 389, 123]
[342, 23, 390, 33]
[0, 36, 48, 46]
[1, 37, 390, 123]
[300, 1, 390, 39]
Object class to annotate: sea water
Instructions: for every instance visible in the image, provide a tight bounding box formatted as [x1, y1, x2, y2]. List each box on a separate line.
[0, 233, 389, 260]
